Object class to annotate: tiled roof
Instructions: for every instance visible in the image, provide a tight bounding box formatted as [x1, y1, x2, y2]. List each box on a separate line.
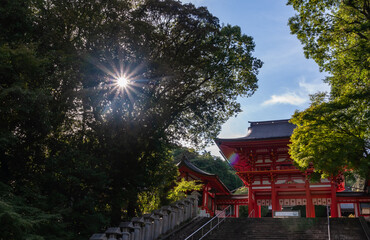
[176, 158, 215, 177]
[215, 119, 295, 142]
[177, 158, 231, 195]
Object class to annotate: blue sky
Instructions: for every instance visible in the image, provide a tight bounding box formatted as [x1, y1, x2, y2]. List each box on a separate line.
[181, 0, 330, 156]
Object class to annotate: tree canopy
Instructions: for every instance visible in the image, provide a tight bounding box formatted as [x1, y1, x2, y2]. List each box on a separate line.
[287, 0, 369, 179]
[289, 92, 369, 178]
[0, 0, 261, 239]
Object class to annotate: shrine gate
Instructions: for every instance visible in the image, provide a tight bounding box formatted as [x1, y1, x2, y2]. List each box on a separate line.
[179, 119, 370, 218]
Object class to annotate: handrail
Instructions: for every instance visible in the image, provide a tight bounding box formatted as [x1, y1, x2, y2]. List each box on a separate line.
[326, 205, 331, 240]
[248, 209, 255, 218]
[184, 205, 232, 240]
[359, 216, 370, 240]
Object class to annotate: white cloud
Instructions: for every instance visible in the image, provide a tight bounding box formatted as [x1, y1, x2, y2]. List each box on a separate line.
[262, 93, 306, 106]
[262, 77, 330, 106]
[298, 78, 330, 94]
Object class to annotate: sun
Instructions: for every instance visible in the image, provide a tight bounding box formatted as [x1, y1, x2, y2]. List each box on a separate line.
[116, 77, 129, 88]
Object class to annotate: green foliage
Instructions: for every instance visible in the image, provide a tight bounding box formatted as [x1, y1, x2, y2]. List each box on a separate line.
[0, 183, 68, 240]
[167, 178, 203, 202]
[172, 147, 243, 190]
[137, 171, 202, 214]
[238, 205, 269, 218]
[261, 206, 269, 217]
[292, 205, 306, 217]
[287, 0, 369, 178]
[291, 205, 327, 217]
[233, 186, 248, 195]
[239, 205, 249, 217]
[1, 0, 261, 239]
[315, 206, 328, 217]
[289, 91, 369, 178]
[287, 0, 369, 96]
[137, 190, 162, 214]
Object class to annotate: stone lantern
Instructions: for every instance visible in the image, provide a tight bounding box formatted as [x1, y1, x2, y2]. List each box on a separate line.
[152, 210, 164, 238]
[105, 227, 122, 240]
[131, 217, 145, 240]
[119, 222, 134, 240]
[142, 214, 155, 240]
[89, 233, 107, 240]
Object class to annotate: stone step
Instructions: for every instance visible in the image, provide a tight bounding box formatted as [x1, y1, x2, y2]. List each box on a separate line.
[161, 217, 210, 240]
[203, 217, 367, 240]
[330, 218, 368, 240]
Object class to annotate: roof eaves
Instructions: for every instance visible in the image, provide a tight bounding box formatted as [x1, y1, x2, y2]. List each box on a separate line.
[177, 158, 230, 195]
[215, 136, 291, 143]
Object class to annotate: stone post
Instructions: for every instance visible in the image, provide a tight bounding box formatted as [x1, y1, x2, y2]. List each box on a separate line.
[191, 191, 201, 217]
[184, 198, 192, 220]
[168, 205, 176, 230]
[170, 204, 180, 228]
[90, 234, 107, 240]
[161, 206, 172, 234]
[142, 214, 154, 240]
[152, 210, 163, 239]
[105, 227, 122, 240]
[131, 217, 144, 240]
[186, 196, 195, 219]
[119, 222, 134, 240]
[177, 201, 185, 224]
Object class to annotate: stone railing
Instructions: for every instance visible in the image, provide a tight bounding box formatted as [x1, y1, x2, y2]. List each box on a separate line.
[89, 193, 200, 240]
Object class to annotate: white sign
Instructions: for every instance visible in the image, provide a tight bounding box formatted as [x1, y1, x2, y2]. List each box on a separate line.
[274, 211, 300, 218]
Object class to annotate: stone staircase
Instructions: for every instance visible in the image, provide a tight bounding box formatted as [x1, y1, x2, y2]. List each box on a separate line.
[161, 217, 210, 240]
[202, 218, 368, 240]
[330, 218, 368, 240]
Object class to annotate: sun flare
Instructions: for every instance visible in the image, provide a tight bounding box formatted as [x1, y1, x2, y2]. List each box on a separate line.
[117, 77, 129, 88]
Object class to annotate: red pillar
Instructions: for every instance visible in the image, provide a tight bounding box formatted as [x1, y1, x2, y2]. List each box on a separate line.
[330, 183, 338, 218]
[354, 202, 360, 217]
[202, 186, 206, 209]
[271, 181, 278, 217]
[253, 203, 261, 218]
[305, 180, 315, 218]
[277, 202, 282, 211]
[202, 184, 209, 213]
[248, 186, 255, 217]
[211, 196, 214, 216]
[311, 203, 316, 218]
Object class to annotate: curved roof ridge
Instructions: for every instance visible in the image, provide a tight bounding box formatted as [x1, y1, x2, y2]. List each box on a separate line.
[176, 157, 215, 177]
[177, 157, 231, 195]
[248, 119, 290, 124]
